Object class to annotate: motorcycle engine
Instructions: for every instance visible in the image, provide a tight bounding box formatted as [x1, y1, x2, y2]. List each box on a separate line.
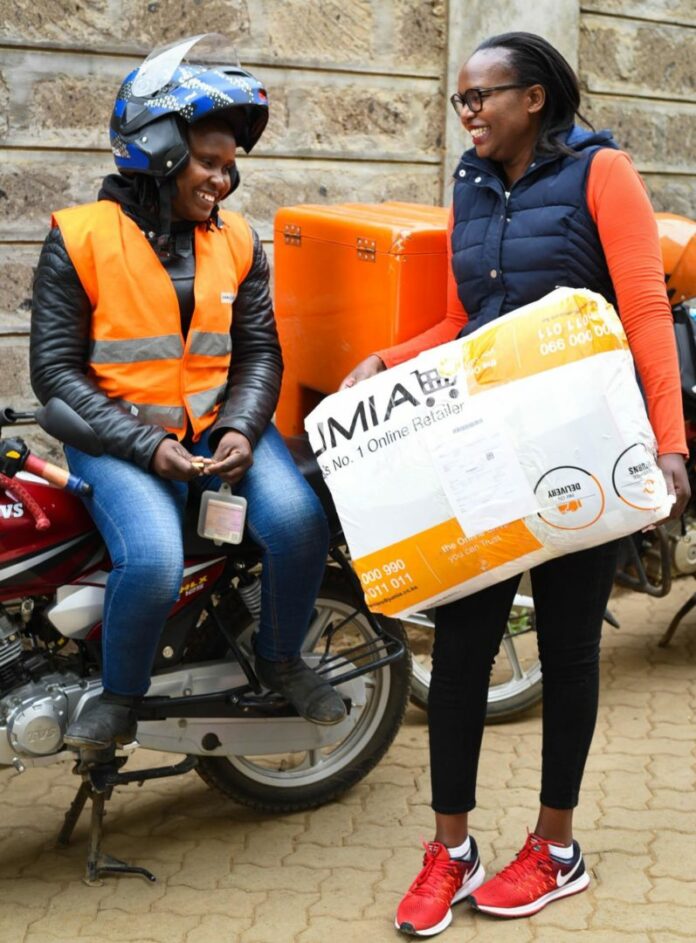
[0, 610, 25, 697]
[666, 516, 696, 576]
[0, 609, 101, 761]
[5, 686, 68, 756]
[0, 609, 67, 757]
[633, 516, 696, 585]
[0, 672, 97, 761]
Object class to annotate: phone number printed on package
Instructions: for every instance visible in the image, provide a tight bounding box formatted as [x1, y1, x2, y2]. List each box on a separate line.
[360, 559, 414, 600]
[536, 318, 613, 357]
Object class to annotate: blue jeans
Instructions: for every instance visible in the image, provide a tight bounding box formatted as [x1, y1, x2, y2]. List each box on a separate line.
[66, 425, 329, 696]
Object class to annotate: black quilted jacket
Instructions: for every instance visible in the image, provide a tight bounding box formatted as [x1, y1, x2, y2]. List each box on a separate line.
[30, 224, 283, 470]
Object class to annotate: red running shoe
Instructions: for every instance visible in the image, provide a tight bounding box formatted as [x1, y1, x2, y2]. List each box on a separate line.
[395, 839, 485, 937]
[468, 832, 590, 918]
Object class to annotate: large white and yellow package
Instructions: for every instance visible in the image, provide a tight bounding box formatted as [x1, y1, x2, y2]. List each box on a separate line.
[305, 288, 672, 618]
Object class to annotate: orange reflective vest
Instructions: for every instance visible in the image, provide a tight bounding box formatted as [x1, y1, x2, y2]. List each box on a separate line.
[52, 201, 254, 440]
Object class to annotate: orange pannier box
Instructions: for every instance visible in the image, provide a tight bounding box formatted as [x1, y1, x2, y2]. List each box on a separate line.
[273, 201, 449, 435]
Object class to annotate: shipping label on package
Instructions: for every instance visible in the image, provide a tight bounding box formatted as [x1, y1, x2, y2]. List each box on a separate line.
[305, 288, 671, 617]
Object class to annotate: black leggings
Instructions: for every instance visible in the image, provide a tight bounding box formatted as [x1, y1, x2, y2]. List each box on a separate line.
[428, 539, 620, 814]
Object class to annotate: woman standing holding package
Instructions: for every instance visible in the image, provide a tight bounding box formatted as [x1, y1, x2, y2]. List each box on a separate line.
[341, 32, 689, 932]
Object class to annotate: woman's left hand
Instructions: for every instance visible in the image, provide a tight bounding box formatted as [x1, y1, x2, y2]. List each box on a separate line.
[657, 453, 691, 521]
[206, 430, 253, 485]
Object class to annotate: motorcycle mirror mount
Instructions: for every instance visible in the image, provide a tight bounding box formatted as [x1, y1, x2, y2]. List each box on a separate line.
[0, 407, 35, 427]
[34, 398, 105, 457]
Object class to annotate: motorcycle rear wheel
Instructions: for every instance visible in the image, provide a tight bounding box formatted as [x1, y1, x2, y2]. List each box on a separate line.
[407, 598, 543, 723]
[195, 569, 411, 812]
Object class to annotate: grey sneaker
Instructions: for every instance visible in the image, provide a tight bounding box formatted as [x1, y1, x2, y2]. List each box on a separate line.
[254, 654, 347, 725]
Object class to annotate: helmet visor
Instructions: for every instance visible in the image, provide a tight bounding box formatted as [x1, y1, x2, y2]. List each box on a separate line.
[131, 33, 241, 97]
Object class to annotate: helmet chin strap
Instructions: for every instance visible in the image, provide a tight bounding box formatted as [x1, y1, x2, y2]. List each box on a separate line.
[204, 167, 241, 231]
[229, 164, 241, 194]
[153, 177, 174, 258]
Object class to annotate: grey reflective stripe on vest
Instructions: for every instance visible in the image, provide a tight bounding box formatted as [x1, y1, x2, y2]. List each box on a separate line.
[189, 331, 232, 357]
[188, 383, 228, 419]
[90, 334, 184, 364]
[118, 400, 186, 428]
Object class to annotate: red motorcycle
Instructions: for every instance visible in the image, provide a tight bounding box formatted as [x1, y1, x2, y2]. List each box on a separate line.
[0, 399, 409, 883]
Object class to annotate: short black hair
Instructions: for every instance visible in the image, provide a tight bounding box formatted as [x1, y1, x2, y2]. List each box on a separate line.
[187, 113, 238, 141]
[476, 31, 594, 156]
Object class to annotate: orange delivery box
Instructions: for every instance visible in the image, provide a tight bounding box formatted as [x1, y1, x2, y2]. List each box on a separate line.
[273, 201, 449, 435]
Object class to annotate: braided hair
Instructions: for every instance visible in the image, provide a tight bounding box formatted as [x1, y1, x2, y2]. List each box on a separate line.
[476, 32, 594, 157]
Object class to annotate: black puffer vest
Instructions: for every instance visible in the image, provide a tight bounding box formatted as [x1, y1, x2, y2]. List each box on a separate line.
[451, 126, 619, 335]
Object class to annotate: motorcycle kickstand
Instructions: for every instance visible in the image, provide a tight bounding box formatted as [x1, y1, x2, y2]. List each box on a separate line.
[56, 753, 156, 886]
[659, 590, 696, 647]
[82, 782, 156, 887]
[56, 752, 197, 886]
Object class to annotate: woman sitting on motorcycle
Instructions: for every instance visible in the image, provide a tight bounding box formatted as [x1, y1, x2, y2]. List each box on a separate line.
[30, 36, 346, 749]
[343, 31, 689, 930]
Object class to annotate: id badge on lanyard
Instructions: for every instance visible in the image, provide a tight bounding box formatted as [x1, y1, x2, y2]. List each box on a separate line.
[197, 483, 247, 545]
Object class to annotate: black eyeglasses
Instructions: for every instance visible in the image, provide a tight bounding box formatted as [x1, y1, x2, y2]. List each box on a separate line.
[450, 84, 526, 115]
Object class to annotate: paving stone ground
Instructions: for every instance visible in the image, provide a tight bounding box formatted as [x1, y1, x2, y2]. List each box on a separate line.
[1, 580, 694, 943]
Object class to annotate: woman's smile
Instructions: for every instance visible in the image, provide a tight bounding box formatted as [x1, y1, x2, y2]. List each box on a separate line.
[171, 120, 237, 222]
[194, 188, 217, 207]
[469, 125, 492, 145]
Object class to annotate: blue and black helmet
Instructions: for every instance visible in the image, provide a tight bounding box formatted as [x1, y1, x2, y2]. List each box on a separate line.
[110, 34, 269, 179]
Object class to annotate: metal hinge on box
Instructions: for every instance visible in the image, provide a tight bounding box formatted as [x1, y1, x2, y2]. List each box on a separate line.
[283, 224, 302, 247]
[357, 237, 376, 262]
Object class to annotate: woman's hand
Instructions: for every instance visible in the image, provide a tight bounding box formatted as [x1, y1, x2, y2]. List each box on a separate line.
[206, 430, 253, 485]
[151, 438, 200, 481]
[657, 453, 691, 521]
[339, 354, 386, 391]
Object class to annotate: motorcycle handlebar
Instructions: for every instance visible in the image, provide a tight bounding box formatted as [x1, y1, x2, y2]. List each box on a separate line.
[24, 454, 93, 497]
[0, 445, 92, 531]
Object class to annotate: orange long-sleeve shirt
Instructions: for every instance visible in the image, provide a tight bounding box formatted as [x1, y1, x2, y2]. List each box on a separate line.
[378, 149, 686, 456]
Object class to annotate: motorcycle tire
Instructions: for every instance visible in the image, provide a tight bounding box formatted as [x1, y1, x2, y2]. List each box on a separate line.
[195, 568, 411, 812]
[407, 603, 543, 724]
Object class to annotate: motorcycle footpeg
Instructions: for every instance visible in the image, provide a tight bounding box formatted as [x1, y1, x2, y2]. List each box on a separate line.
[116, 739, 140, 753]
[241, 690, 353, 719]
[72, 745, 119, 773]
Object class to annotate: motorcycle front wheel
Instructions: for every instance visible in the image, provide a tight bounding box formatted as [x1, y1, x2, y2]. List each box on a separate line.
[195, 569, 411, 812]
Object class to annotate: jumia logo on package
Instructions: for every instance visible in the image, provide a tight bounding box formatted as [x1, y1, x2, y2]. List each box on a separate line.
[314, 382, 420, 456]
[0, 502, 24, 519]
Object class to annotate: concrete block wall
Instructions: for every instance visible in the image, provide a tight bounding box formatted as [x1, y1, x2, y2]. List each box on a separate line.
[0, 0, 447, 438]
[578, 1, 696, 215]
[0, 0, 693, 453]
[442, 0, 580, 193]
